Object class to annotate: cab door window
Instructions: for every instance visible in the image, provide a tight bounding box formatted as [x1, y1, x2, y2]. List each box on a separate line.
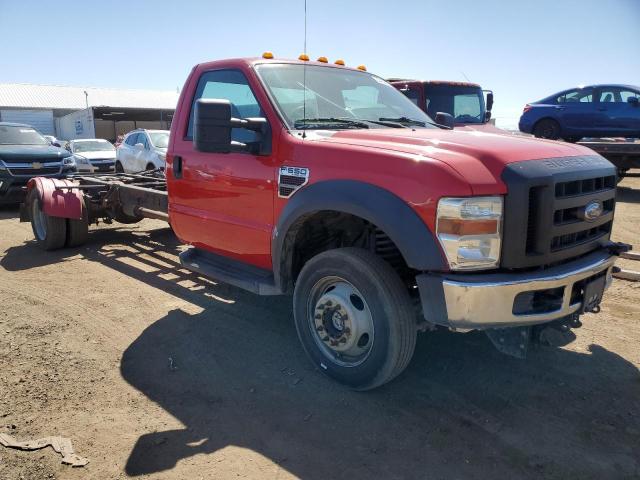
[187, 69, 263, 144]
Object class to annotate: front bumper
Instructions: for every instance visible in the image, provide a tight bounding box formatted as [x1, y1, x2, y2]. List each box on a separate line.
[77, 160, 116, 173]
[417, 247, 618, 330]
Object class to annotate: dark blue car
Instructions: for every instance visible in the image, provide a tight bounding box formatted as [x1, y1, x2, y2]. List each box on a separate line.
[519, 84, 640, 142]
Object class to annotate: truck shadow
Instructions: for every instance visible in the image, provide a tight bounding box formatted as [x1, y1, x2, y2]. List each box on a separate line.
[2, 223, 639, 478]
[121, 309, 640, 479]
[0, 204, 20, 220]
[616, 185, 640, 204]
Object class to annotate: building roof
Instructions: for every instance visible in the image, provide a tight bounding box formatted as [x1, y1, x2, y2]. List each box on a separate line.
[0, 83, 179, 110]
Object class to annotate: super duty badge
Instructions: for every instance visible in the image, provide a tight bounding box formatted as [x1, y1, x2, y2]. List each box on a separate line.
[278, 166, 309, 198]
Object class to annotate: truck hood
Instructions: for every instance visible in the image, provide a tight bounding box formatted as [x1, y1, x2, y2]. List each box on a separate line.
[454, 123, 507, 134]
[0, 144, 71, 163]
[315, 128, 594, 190]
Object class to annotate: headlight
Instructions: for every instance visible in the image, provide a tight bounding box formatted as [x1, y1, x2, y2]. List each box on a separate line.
[63, 156, 76, 166]
[436, 196, 503, 271]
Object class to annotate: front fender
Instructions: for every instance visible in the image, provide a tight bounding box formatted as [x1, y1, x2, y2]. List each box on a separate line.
[26, 177, 84, 220]
[273, 180, 446, 291]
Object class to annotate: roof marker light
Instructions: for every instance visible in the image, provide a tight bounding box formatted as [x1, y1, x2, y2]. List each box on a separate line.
[357, 65, 367, 71]
[262, 51, 274, 59]
[317, 56, 328, 63]
[299, 54, 310, 61]
[334, 59, 345, 66]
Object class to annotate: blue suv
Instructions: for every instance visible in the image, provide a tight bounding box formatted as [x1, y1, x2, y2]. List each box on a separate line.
[519, 84, 640, 142]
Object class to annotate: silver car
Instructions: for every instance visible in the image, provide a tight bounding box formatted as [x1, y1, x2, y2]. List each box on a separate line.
[116, 129, 169, 173]
[67, 139, 117, 173]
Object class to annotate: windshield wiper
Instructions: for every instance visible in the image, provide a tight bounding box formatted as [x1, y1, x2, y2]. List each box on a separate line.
[378, 116, 427, 127]
[294, 118, 370, 130]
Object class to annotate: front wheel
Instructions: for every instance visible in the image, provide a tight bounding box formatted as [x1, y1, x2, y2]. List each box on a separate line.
[293, 248, 417, 390]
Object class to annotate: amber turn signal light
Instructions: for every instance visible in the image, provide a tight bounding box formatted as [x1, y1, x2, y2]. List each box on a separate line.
[437, 218, 498, 236]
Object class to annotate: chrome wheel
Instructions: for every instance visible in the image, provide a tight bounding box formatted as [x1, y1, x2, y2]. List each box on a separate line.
[307, 277, 374, 367]
[31, 198, 47, 240]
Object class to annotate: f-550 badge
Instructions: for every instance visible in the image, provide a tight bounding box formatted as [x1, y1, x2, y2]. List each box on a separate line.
[278, 166, 309, 198]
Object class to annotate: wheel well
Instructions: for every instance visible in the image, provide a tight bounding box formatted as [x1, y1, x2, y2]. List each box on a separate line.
[282, 211, 411, 292]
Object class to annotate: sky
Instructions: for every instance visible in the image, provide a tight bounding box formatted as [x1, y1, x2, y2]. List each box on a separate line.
[1, 0, 639, 129]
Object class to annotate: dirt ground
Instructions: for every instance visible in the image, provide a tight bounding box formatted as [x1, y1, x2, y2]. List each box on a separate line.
[0, 177, 639, 480]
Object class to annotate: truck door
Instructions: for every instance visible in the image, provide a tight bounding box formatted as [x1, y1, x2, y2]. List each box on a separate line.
[169, 69, 275, 270]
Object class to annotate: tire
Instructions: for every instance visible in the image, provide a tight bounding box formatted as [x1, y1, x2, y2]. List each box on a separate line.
[293, 247, 417, 390]
[145, 163, 155, 171]
[115, 161, 124, 173]
[562, 136, 582, 143]
[27, 189, 67, 250]
[66, 196, 89, 247]
[533, 118, 561, 140]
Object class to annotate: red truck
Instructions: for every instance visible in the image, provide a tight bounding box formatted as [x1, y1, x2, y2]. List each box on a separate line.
[389, 78, 504, 133]
[21, 55, 629, 390]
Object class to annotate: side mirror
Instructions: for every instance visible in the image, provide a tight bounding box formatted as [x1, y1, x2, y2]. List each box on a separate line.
[193, 98, 271, 155]
[134, 143, 145, 150]
[628, 96, 639, 107]
[485, 91, 494, 112]
[435, 112, 455, 129]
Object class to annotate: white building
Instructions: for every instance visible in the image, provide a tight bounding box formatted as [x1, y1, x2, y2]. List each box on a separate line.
[0, 83, 179, 141]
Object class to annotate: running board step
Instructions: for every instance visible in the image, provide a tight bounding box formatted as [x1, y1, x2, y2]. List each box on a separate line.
[179, 247, 282, 295]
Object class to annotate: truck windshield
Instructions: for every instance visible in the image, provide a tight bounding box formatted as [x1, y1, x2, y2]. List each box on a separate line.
[255, 64, 436, 130]
[424, 85, 485, 124]
[73, 140, 115, 152]
[0, 125, 49, 145]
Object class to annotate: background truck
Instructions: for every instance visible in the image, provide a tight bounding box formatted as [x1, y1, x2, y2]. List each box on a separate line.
[388, 78, 502, 133]
[21, 55, 629, 390]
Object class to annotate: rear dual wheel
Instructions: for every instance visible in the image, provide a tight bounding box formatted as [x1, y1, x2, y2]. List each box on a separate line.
[28, 189, 66, 250]
[293, 248, 417, 390]
[27, 189, 89, 250]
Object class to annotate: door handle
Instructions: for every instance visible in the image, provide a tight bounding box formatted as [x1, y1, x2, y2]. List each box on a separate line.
[174, 155, 183, 179]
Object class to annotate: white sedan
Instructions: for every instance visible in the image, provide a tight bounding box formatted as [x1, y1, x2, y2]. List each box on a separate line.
[67, 139, 117, 173]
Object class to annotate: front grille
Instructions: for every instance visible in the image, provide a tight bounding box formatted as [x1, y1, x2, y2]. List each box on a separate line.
[501, 155, 616, 269]
[555, 175, 615, 197]
[8, 166, 60, 176]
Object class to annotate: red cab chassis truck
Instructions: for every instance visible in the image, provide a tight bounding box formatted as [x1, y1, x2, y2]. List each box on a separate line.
[21, 56, 630, 390]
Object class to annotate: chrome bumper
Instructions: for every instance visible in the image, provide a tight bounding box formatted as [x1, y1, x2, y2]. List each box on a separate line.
[416, 249, 617, 330]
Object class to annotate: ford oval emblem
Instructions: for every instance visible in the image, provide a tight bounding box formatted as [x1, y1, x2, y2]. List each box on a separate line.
[584, 201, 603, 222]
